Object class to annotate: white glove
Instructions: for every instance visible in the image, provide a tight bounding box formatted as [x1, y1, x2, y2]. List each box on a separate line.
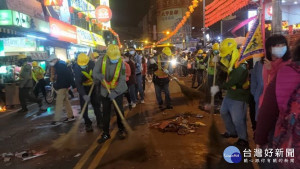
[212, 55, 219, 63]
[163, 69, 169, 74]
[83, 95, 90, 102]
[149, 58, 156, 64]
[210, 86, 219, 96]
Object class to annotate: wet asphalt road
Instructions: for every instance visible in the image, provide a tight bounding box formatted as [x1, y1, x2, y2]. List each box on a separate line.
[0, 78, 259, 169]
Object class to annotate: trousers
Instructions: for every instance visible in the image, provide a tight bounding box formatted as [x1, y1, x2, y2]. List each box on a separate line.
[54, 88, 73, 121]
[220, 96, 248, 141]
[79, 86, 102, 126]
[154, 83, 171, 106]
[101, 94, 124, 135]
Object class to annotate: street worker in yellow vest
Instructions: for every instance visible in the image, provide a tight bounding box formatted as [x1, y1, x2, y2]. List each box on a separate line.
[93, 44, 128, 144]
[192, 49, 206, 88]
[32, 61, 46, 98]
[149, 47, 173, 110]
[74, 53, 102, 132]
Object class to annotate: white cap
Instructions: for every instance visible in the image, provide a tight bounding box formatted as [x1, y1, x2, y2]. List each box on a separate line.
[47, 54, 58, 62]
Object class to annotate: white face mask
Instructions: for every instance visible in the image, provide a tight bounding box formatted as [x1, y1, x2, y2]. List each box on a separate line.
[272, 46, 287, 58]
[129, 51, 135, 55]
[49, 62, 55, 66]
[80, 65, 87, 69]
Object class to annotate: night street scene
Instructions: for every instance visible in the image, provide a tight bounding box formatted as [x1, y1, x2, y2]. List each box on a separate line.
[0, 0, 300, 169]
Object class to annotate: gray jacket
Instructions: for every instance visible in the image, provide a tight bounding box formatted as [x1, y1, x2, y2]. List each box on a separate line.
[19, 64, 33, 88]
[93, 56, 128, 97]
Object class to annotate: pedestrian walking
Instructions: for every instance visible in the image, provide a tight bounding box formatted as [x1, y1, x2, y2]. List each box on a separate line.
[47, 54, 76, 125]
[129, 47, 145, 103]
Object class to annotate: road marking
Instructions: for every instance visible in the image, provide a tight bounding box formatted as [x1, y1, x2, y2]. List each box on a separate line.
[74, 110, 129, 169]
[86, 110, 130, 169]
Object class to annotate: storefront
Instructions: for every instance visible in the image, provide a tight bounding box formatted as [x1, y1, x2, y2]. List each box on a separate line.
[48, 17, 77, 61]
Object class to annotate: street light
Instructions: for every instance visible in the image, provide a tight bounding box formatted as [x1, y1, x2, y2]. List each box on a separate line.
[144, 40, 148, 44]
[166, 31, 170, 35]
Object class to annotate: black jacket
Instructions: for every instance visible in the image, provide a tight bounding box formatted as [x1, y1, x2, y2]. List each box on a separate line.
[53, 60, 75, 90]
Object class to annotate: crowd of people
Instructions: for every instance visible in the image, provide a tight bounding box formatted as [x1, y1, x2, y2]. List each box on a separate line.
[15, 35, 300, 167]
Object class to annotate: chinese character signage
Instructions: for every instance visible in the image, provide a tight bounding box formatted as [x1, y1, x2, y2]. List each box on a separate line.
[99, 0, 111, 28]
[0, 38, 36, 52]
[49, 17, 77, 43]
[12, 11, 31, 28]
[91, 33, 106, 47]
[76, 26, 95, 47]
[0, 10, 31, 29]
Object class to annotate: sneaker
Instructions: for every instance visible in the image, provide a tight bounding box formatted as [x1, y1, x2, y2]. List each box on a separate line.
[221, 132, 238, 138]
[166, 105, 173, 109]
[125, 103, 129, 107]
[141, 100, 145, 104]
[85, 125, 93, 132]
[97, 134, 111, 144]
[63, 116, 75, 122]
[235, 139, 249, 148]
[132, 103, 136, 108]
[117, 130, 126, 140]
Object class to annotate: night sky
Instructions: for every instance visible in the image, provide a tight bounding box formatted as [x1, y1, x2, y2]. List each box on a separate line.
[110, 0, 151, 27]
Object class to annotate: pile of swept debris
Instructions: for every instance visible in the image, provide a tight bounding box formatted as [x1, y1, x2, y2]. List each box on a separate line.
[150, 112, 206, 135]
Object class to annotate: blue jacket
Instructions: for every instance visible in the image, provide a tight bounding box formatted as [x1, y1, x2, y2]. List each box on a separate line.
[250, 61, 264, 120]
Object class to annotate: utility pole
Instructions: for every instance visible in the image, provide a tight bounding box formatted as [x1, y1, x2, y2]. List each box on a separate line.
[272, 0, 282, 35]
[203, 0, 206, 48]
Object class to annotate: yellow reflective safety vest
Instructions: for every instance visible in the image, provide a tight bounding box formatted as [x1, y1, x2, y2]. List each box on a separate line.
[101, 55, 122, 89]
[81, 70, 93, 86]
[154, 55, 169, 78]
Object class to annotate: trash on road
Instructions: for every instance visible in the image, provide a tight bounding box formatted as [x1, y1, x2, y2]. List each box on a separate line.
[14, 150, 47, 161]
[74, 153, 81, 158]
[22, 151, 46, 161]
[150, 112, 206, 135]
[4, 157, 11, 162]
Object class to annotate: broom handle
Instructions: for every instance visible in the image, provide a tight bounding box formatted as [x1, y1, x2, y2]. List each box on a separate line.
[79, 84, 95, 118]
[210, 56, 218, 115]
[102, 80, 133, 133]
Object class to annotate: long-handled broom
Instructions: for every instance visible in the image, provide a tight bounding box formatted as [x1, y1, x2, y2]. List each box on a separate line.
[52, 84, 95, 150]
[101, 80, 146, 157]
[206, 58, 223, 169]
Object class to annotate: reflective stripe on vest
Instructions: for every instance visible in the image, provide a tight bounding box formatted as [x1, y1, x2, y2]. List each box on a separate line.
[154, 55, 169, 78]
[101, 55, 122, 89]
[82, 69, 93, 86]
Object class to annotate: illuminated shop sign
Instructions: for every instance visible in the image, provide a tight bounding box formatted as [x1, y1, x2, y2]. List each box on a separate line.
[91, 33, 106, 46]
[0, 10, 31, 28]
[49, 17, 77, 43]
[0, 37, 36, 52]
[76, 26, 95, 47]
